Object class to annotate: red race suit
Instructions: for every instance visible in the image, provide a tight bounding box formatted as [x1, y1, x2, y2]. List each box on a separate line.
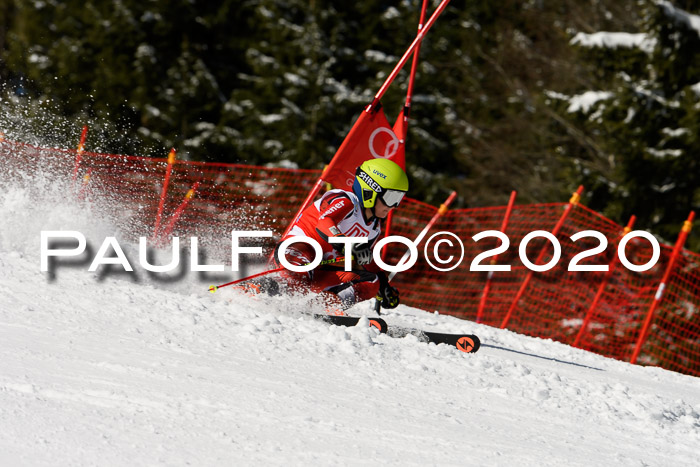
[276, 189, 384, 306]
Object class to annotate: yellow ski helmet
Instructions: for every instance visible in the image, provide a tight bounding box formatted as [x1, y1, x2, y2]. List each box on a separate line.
[352, 159, 409, 209]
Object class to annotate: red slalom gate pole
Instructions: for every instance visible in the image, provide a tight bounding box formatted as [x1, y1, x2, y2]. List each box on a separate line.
[154, 148, 177, 239]
[500, 185, 584, 329]
[276, 2, 451, 259]
[381, 9, 429, 267]
[71, 125, 88, 186]
[401, 0, 429, 121]
[368, 0, 451, 111]
[572, 215, 636, 348]
[476, 190, 517, 324]
[277, 3, 450, 254]
[390, 0, 428, 163]
[630, 211, 695, 364]
[272, 176, 326, 260]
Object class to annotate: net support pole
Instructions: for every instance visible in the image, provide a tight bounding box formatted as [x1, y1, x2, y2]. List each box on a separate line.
[476, 190, 517, 324]
[573, 215, 636, 348]
[387, 190, 457, 282]
[500, 185, 584, 329]
[381, 209, 395, 263]
[154, 148, 177, 239]
[374, 191, 457, 314]
[630, 210, 695, 364]
[374, 191, 458, 313]
[77, 168, 93, 202]
[159, 181, 200, 242]
[71, 125, 88, 185]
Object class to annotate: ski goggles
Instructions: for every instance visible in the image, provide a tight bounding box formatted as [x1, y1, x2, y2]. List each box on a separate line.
[380, 189, 405, 208]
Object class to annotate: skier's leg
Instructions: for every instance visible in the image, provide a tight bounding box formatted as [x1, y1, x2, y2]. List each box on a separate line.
[314, 268, 380, 309]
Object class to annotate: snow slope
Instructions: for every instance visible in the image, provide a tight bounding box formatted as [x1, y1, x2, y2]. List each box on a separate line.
[1, 166, 699, 466]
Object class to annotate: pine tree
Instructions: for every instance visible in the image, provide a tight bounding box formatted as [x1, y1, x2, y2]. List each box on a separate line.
[2, 0, 658, 215]
[563, 0, 699, 250]
[1, 0, 251, 155]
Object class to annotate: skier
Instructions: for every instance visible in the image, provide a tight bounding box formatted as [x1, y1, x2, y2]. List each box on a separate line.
[274, 158, 408, 311]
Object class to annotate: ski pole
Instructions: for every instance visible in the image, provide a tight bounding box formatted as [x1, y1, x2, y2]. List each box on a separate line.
[208, 255, 350, 293]
[208, 267, 286, 293]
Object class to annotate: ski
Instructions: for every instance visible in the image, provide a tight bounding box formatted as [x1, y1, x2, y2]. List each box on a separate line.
[422, 331, 481, 353]
[313, 314, 388, 334]
[233, 278, 480, 353]
[387, 325, 481, 353]
[233, 279, 479, 352]
[313, 315, 480, 353]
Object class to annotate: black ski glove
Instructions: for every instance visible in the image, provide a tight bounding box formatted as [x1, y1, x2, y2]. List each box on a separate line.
[376, 271, 399, 309]
[352, 243, 372, 265]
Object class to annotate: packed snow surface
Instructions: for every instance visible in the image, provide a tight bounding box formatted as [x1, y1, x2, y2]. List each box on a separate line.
[1, 167, 699, 466]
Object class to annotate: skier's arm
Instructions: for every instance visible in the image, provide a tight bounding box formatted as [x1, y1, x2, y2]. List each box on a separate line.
[314, 195, 354, 245]
[362, 233, 399, 309]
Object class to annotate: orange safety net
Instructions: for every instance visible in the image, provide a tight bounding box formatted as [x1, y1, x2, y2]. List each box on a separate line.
[385, 199, 700, 376]
[2, 137, 699, 376]
[79, 154, 320, 256]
